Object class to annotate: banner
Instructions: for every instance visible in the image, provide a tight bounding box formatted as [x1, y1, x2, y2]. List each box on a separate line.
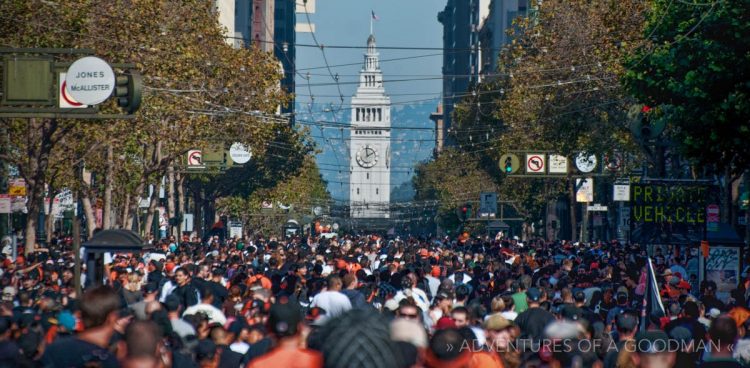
[705, 246, 740, 302]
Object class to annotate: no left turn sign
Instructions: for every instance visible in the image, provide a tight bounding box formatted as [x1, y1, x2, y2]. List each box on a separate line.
[526, 154, 546, 173]
[187, 150, 203, 167]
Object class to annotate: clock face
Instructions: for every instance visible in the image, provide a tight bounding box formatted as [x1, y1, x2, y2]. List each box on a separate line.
[356, 145, 378, 168]
[575, 153, 598, 173]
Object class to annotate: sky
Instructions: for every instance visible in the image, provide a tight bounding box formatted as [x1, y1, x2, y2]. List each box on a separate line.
[294, 0, 445, 202]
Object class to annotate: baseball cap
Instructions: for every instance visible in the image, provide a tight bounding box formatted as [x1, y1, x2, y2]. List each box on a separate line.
[195, 339, 216, 361]
[431, 266, 441, 277]
[267, 299, 302, 337]
[57, 311, 76, 331]
[615, 313, 638, 332]
[227, 318, 248, 335]
[560, 304, 583, 321]
[143, 282, 159, 294]
[527, 287, 542, 302]
[483, 314, 513, 331]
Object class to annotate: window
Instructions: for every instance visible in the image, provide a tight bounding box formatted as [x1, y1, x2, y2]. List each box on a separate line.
[357, 188, 360, 195]
[376, 188, 379, 195]
[366, 173, 369, 179]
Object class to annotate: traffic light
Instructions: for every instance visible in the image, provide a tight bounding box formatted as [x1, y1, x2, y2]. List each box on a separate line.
[499, 154, 520, 174]
[460, 206, 468, 221]
[629, 104, 665, 141]
[114, 70, 142, 114]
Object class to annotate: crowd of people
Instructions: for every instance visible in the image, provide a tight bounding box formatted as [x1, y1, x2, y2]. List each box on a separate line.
[0, 232, 749, 368]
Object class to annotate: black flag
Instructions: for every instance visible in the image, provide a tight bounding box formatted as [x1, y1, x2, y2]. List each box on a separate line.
[641, 257, 666, 331]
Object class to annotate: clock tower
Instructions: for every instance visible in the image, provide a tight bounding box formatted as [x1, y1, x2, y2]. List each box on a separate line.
[349, 33, 391, 219]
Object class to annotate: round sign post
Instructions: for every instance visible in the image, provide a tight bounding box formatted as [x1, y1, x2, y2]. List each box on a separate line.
[229, 143, 252, 164]
[65, 56, 116, 105]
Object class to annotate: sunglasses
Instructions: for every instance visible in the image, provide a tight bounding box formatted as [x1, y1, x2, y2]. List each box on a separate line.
[399, 313, 419, 319]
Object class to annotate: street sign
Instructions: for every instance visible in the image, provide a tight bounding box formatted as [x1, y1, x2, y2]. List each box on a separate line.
[605, 153, 623, 172]
[0, 195, 10, 214]
[613, 184, 630, 201]
[707, 204, 720, 232]
[576, 178, 593, 202]
[261, 201, 274, 209]
[575, 153, 598, 173]
[65, 56, 115, 105]
[548, 154, 568, 174]
[8, 178, 26, 196]
[479, 192, 497, 218]
[228, 221, 243, 238]
[59, 72, 86, 108]
[230, 143, 252, 164]
[587, 204, 608, 211]
[187, 150, 203, 167]
[526, 154, 546, 174]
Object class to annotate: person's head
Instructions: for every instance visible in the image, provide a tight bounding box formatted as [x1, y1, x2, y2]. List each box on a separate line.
[397, 302, 421, 322]
[435, 291, 453, 312]
[573, 290, 586, 306]
[708, 316, 738, 353]
[210, 325, 232, 346]
[615, 312, 638, 338]
[267, 298, 303, 339]
[490, 295, 505, 313]
[451, 306, 469, 328]
[483, 314, 515, 351]
[327, 275, 343, 291]
[200, 285, 214, 304]
[616, 291, 628, 306]
[142, 282, 159, 301]
[80, 286, 121, 330]
[426, 328, 471, 367]
[527, 287, 543, 306]
[455, 284, 469, 302]
[342, 273, 357, 289]
[175, 268, 191, 287]
[631, 330, 675, 368]
[682, 301, 699, 320]
[194, 339, 217, 367]
[121, 320, 165, 368]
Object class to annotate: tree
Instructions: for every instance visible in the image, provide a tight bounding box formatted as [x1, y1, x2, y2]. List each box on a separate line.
[444, 0, 648, 240]
[623, 0, 750, 176]
[622, 0, 750, 223]
[0, 0, 292, 249]
[217, 156, 331, 236]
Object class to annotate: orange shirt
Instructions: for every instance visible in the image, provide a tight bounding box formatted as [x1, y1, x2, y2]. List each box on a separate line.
[470, 351, 505, 368]
[247, 347, 322, 368]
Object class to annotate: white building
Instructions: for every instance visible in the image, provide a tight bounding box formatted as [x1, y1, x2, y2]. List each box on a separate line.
[349, 34, 391, 219]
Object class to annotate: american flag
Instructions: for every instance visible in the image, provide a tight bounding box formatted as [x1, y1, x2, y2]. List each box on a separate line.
[371, 10, 380, 21]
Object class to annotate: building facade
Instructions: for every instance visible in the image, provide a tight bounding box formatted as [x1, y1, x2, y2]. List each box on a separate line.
[274, 0, 296, 117]
[437, 0, 490, 139]
[349, 34, 391, 219]
[478, 0, 528, 77]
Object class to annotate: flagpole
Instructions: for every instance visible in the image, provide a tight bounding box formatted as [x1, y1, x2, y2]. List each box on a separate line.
[370, 14, 373, 35]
